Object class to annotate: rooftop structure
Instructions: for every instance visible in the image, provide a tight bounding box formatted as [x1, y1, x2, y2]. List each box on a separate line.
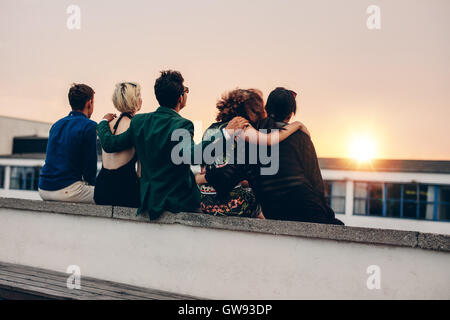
[0, 116, 51, 156]
[319, 158, 450, 174]
[0, 198, 448, 299]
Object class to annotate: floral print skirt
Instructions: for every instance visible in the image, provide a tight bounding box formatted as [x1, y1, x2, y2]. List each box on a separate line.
[200, 184, 261, 218]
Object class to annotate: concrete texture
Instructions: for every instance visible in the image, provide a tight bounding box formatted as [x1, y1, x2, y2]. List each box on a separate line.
[1, 197, 449, 252]
[0, 197, 112, 218]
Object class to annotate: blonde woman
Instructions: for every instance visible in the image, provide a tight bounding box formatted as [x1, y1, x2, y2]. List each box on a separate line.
[94, 82, 142, 207]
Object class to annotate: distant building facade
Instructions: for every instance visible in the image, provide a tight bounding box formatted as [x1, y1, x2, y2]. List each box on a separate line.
[0, 116, 51, 155]
[0, 138, 102, 201]
[321, 158, 450, 234]
[0, 116, 51, 200]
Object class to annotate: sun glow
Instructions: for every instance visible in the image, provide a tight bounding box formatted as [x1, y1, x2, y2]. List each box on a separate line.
[348, 134, 377, 162]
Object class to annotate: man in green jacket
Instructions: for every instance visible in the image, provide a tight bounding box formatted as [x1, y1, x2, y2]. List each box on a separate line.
[97, 70, 247, 219]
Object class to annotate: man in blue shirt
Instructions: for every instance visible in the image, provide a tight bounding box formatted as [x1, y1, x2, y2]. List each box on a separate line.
[38, 83, 97, 203]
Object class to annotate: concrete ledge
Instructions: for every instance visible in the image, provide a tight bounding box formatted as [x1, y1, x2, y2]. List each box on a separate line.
[417, 233, 450, 251]
[0, 197, 112, 218]
[1, 197, 449, 252]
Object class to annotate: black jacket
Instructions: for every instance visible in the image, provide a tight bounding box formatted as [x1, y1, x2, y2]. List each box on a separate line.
[204, 118, 342, 225]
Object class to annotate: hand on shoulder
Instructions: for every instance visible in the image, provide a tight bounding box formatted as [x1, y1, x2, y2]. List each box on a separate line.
[224, 116, 249, 136]
[102, 113, 117, 122]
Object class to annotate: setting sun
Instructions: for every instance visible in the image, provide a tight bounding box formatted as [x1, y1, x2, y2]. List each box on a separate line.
[348, 135, 377, 162]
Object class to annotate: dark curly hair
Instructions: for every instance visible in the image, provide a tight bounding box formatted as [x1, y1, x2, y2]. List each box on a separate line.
[215, 89, 265, 124]
[154, 70, 184, 108]
[68, 83, 95, 111]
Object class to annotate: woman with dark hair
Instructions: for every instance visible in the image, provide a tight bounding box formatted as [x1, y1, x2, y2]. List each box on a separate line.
[195, 88, 306, 218]
[255, 87, 343, 224]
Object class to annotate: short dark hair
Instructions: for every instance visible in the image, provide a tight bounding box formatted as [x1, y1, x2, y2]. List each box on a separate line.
[154, 70, 184, 108]
[68, 83, 95, 111]
[265, 87, 297, 122]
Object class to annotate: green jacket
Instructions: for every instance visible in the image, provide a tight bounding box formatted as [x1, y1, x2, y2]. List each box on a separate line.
[97, 106, 210, 219]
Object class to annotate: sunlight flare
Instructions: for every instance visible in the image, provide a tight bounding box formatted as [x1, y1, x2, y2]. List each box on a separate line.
[348, 134, 377, 162]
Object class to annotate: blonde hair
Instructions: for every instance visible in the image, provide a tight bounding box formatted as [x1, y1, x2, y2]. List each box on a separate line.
[112, 82, 141, 113]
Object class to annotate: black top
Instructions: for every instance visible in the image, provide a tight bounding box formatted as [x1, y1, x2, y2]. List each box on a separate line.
[252, 118, 340, 224]
[94, 113, 140, 208]
[254, 118, 324, 199]
[112, 113, 133, 134]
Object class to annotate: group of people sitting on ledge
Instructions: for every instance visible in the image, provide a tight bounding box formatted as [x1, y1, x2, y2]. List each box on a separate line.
[38, 70, 343, 225]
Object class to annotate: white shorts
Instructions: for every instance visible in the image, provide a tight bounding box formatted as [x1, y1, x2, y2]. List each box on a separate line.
[39, 181, 95, 204]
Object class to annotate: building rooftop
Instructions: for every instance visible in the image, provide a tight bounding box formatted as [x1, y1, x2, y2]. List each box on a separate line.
[319, 158, 450, 174]
[0, 115, 52, 125]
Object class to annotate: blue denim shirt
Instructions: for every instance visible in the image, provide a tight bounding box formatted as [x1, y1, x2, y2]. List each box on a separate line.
[39, 111, 98, 191]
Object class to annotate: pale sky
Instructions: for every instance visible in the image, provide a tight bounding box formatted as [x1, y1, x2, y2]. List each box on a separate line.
[0, 0, 449, 160]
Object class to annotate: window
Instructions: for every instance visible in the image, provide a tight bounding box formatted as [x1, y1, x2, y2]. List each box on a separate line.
[354, 182, 450, 221]
[385, 183, 435, 219]
[419, 185, 436, 220]
[386, 183, 401, 217]
[0, 166, 5, 189]
[10, 166, 41, 191]
[324, 181, 346, 214]
[403, 184, 418, 218]
[438, 186, 450, 221]
[354, 182, 383, 216]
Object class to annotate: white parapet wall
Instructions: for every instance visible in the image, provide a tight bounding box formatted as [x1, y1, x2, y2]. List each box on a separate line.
[0, 198, 449, 299]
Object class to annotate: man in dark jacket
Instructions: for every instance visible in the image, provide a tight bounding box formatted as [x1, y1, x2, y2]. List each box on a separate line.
[255, 87, 343, 224]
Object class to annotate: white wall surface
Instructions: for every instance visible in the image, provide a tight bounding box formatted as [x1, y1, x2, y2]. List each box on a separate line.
[0, 208, 449, 299]
[337, 214, 450, 235]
